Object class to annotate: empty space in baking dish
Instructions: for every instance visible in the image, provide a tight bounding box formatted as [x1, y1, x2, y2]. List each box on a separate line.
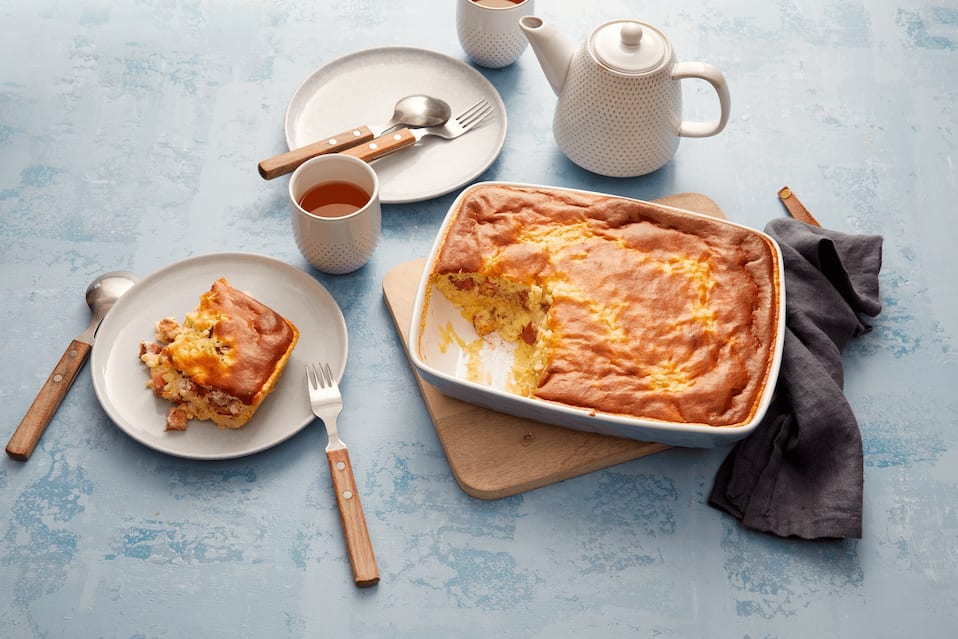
[418, 283, 521, 391]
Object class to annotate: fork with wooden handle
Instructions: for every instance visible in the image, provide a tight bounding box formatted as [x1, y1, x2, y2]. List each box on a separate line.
[341, 99, 493, 164]
[257, 95, 453, 179]
[306, 362, 379, 587]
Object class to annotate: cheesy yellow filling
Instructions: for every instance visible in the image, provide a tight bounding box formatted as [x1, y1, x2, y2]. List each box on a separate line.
[140, 315, 252, 430]
[432, 251, 718, 402]
[434, 273, 552, 395]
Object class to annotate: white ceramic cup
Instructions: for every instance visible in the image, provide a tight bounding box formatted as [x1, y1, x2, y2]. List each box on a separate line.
[289, 154, 381, 275]
[456, 0, 535, 69]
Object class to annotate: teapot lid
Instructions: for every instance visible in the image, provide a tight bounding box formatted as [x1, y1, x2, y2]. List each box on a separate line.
[590, 20, 668, 74]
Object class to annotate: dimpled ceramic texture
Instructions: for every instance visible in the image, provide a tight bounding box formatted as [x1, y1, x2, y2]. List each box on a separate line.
[456, 0, 534, 69]
[554, 48, 682, 177]
[293, 212, 380, 274]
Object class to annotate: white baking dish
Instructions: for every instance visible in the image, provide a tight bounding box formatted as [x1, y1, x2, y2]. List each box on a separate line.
[408, 182, 785, 448]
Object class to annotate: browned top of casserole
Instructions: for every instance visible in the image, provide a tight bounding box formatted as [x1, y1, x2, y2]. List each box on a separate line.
[166, 278, 299, 405]
[431, 184, 780, 427]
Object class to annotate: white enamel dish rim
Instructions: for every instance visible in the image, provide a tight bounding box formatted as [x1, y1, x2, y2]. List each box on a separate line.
[407, 181, 786, 448]
[90, 253, 348, 460]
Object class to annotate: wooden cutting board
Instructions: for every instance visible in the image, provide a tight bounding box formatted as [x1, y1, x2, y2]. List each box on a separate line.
[382, 192, 725, 499]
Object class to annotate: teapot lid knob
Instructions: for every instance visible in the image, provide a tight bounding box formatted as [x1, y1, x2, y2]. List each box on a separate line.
[590, 19, 668, 74]
[621, 22, 643, 47]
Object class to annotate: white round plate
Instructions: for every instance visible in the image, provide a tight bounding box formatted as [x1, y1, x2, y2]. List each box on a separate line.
[285, 46, 507, 204]
[90, 253, 348, 460]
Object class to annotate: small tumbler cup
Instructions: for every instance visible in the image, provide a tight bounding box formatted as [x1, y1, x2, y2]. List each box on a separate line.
[289, 154, 381, 275]
[456, 0, 535, 69]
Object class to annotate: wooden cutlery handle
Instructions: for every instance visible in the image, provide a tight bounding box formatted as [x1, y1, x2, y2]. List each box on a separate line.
[778, 186, 822, 227]
[340, 128, 417, 163]
[6, 339, 91, 461]
[258, 126, 376, 179]
[326, 447, 380, 587]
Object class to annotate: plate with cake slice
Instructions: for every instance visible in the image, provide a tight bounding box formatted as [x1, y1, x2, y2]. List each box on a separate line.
[90, 253, 348, 460]
[409, 182, 786, 448]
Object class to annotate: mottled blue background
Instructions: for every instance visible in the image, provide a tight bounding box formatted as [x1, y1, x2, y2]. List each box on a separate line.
[1, 1, 956, 637]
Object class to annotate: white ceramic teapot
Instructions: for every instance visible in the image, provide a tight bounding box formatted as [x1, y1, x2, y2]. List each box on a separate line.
[519, 16, 731, 177]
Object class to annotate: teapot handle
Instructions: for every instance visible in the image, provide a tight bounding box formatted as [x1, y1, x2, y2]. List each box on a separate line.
[672, 62, 731, 138]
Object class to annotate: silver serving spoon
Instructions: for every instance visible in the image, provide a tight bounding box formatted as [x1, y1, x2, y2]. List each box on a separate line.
[6, 271, 139, 461]
[258, 94, 453, 180]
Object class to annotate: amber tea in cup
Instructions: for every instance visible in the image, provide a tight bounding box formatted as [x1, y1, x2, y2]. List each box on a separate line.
[472, 0, 525, 6]
[298, 181, 371, 218]
[289, 154, 381, 274]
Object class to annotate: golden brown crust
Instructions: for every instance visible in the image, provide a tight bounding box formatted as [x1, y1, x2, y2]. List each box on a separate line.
[431, 184, 780, 427]
[140, 278, 299, 430]
[169, 278, 298, 404]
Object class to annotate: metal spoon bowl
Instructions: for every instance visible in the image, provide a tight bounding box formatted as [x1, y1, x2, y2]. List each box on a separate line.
[6, 270, 139, 461]
[83, 271, 140, 340]
[380, 94, 452, 133]
[258, 94, 452, 179]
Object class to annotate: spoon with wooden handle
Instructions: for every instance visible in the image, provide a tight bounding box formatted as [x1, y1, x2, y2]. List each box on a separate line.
[6, 271, 138, 460]
[257, 94, 451, 180]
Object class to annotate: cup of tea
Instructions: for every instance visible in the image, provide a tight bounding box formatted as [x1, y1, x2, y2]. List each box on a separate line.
[289, 154, 381, 275]
[456, 0, 535, 68]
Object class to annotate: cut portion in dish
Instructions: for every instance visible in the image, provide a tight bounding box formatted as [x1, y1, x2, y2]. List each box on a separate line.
[424, 183, 781, 428]
[433, 273, 553, 396]
[139, 278, 299, 431]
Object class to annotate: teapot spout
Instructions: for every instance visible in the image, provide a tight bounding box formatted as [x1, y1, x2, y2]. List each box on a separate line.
[519, 16, 575, 96]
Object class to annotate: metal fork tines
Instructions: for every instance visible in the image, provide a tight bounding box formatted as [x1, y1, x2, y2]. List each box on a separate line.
[442, 98, 494, 136]
[306, 362, 345, 451]
[341, 98, 494, 163]
[305, 362, 380, 587]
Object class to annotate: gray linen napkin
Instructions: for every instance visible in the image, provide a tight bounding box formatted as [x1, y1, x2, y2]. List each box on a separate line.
[708, 218, 883, 540]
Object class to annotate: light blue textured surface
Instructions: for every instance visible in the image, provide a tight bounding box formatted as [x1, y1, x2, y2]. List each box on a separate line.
[2, 1, 956, 637]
